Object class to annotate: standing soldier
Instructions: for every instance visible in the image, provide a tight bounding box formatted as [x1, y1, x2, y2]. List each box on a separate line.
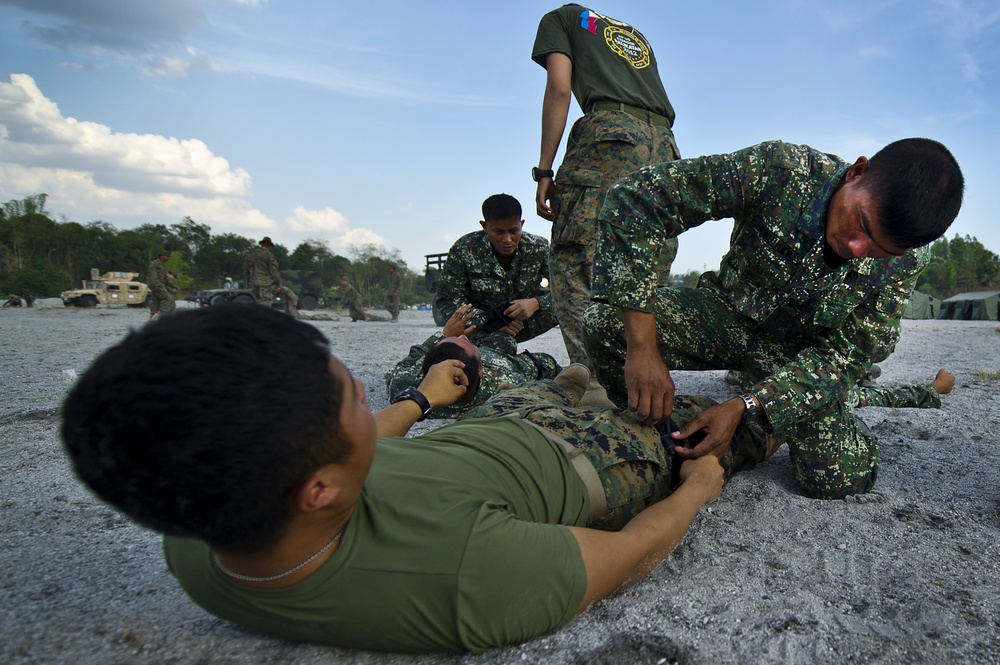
[148, 252, 175, 317]
[385, 264, 402, 323]
[243, 237, 282, 306]
[531, 4, 681, 399]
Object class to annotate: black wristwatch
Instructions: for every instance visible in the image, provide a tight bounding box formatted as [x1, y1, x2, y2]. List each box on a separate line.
[531, 167, 555, 182]
[738, 393, 759, 427]
[392, 387, 432, 421]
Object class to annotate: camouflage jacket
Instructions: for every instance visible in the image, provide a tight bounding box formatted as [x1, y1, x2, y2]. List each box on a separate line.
[435, 231, 553, 342]
[384, 333, 561, 419]
[243, 248, 281, 287]
[340, 282, 362, 307]
[147, 259, 168, 293]
[593, 141, 929, 432]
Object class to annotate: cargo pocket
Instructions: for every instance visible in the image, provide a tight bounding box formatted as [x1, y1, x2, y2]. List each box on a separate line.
[551, 167, 604, 246]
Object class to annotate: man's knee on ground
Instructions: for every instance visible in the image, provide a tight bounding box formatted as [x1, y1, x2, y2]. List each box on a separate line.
[795, 464, 878, 500]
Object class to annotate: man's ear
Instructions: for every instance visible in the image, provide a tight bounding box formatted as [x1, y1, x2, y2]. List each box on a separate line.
[296, 466, 341, 512]
[479, 220, 488, 231]
[846, 156, 869, 182]
[518, 219, 525, 229]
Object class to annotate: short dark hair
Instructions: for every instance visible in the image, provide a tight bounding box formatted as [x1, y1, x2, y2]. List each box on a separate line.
[863, 138, 964, 249]
[61, 305, 348, 554]
[481, 193, 521, 221]
[421, 339, 481, 398]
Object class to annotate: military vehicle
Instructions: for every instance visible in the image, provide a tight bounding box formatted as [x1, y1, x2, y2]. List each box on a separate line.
[425, 253, 449, 326]
[61, 269, 152, 308]
[188, 270, 324, 310]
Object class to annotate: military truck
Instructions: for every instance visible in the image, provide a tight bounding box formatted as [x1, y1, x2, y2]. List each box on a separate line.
[61, 269, 152, 308]
[188, 270, 324, 310]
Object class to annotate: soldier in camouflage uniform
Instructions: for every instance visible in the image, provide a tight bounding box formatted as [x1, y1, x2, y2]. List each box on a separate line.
[147, 252, 175, 317]
[435, 194, 558, 348]
[385, 304, 562, 419]
[243, 237, 282, 306]
[338, 278, 366, 321]
[531, 4, 681, 373]
[585, 139, 964, 499]
[385, 264, 402, 323]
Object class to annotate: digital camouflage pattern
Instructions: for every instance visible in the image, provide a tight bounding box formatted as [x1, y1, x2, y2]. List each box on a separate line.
[850, 382, 942, 410]
[384, 333, 562, 420]
[548, 110, 680, 370]
[461, 380, 767, 530]
[243, 247, 281, 306]
[435, 230, 558, 345]
[588, 141, 933, 499]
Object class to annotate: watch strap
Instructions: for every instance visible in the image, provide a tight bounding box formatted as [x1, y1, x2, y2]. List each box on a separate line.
[738, 393, 757, 424]
[532, 167, 555, 182]
[393, 387, 432, 421]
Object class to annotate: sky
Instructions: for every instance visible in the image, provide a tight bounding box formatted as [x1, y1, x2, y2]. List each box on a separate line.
[1, 0, 998, 275]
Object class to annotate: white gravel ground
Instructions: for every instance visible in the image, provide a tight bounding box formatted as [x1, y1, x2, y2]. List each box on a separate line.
[2, 304, 998, 664]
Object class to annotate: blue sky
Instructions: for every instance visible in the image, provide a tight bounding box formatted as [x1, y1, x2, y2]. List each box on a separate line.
[1, 0, 997, 274]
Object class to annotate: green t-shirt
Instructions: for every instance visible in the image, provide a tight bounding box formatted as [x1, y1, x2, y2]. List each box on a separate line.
[532, 3, 675, 123]
[164, 417, 590, 653]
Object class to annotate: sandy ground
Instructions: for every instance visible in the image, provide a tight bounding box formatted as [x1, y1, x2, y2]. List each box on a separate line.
[2, 303, 998, 665]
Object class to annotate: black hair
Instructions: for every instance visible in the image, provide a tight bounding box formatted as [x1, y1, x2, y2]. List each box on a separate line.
[864, 138, 964, 248]
[61, 305, 348, 554]
[481, 193, 522, 221]
[420, 339, 481, 398]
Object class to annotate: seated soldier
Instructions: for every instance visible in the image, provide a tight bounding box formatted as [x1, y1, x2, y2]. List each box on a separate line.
[384, 303, 562, 419]
[434, 193, 559, 350]
[61, 305, 768, 653]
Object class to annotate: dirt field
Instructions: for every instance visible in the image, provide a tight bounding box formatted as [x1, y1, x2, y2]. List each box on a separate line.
[2, 304, 998, 664]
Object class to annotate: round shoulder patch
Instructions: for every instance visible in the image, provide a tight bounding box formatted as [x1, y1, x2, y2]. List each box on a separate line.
[604, 26, 650, 69]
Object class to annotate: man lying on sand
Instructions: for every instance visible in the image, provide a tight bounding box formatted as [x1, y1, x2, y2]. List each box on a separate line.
[62, 305, 778, 653]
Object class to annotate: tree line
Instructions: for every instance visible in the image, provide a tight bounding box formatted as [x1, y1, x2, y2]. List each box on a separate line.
[0, 194, 435, 307]
[671, 234, 999, 300]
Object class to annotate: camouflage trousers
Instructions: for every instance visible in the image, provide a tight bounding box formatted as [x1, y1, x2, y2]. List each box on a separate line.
[583, 289, 882, 500]
[253, 284, 276, 306]
[549, 110, 680, 370]
[149, 290, 175, 317]
[850, 383, 941, 409]
[384, 294, 400, 321]
[460, 380, 766, 531]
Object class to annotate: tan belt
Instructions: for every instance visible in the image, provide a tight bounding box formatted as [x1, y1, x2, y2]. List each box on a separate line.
[521, 419, 607, 522]
[589, 100, 672, 128]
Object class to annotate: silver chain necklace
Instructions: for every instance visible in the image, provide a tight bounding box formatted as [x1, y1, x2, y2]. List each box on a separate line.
[212, 527, 345, 583]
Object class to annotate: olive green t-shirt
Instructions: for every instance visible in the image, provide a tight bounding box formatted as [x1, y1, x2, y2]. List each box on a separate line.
[532, 3, 675, 123]
[164, 417, 590, 653]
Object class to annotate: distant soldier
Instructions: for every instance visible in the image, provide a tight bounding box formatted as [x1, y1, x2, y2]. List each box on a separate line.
[22, 291, 35, 307]
[339, 278, 365, 322]
[3, 294, 22, 307]
[243, 237, 282, 306]
[148, 252, 175, 317]
[385, 264, 402, 323]
[338, 278, 389, 322]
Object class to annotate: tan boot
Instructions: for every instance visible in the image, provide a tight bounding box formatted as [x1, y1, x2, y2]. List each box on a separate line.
[553, 364, 590, 406]
[580, 377, 615, 407]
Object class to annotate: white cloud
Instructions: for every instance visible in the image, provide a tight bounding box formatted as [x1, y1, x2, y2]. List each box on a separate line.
[0, 73, 250, 197]
[286, 205, 385, 251]
[0, 73, 387, 250]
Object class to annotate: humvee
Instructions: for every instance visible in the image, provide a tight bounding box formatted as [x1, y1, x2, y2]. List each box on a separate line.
[188, 270, 324, 310]
[61, 269, 152, 308]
